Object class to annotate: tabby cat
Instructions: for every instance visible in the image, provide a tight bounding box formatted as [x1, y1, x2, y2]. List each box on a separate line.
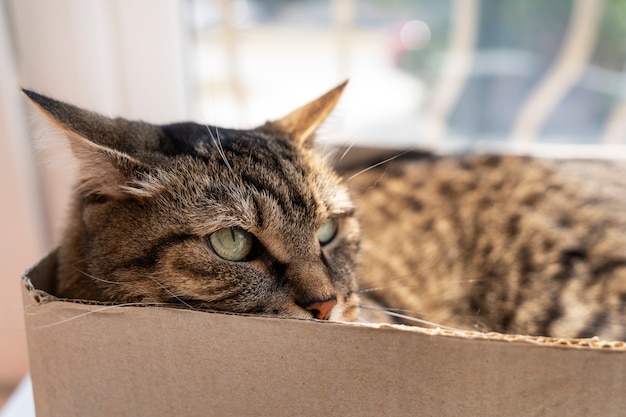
[24, 83, 626, 341]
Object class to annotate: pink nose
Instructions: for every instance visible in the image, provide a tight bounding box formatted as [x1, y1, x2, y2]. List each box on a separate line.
[306, 298, 337, 320]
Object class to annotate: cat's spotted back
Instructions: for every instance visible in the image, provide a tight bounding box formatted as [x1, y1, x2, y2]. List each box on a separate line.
[343, 151, 626, 340]
[25, 84, 626, 340]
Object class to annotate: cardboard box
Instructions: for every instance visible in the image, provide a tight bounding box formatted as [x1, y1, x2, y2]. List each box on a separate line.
[21, 147, 626, 416]
[22, 249, 626, 417]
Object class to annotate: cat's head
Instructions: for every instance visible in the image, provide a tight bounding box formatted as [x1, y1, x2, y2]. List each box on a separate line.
[25, 82, 362, 321]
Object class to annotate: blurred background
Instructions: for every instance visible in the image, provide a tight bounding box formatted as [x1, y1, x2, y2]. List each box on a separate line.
[2, 0, 626, 409]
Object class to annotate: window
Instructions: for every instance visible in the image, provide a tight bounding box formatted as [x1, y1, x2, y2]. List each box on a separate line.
[186, 0, 626, 156]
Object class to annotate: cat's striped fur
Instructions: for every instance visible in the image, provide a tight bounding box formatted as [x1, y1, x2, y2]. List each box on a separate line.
[342, 152, 626, 340]
[25, 84, 626, 340]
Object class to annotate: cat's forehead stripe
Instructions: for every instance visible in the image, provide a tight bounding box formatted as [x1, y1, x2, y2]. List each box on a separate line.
[167, 124, 347, 228]
[239, 171, 313, 218]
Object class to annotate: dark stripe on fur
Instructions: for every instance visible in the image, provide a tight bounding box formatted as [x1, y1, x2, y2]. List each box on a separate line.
[577, 311, 608, 338]
[116, 233, 196, 272]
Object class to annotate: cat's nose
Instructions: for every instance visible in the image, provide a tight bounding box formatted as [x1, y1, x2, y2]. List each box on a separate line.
[306, 298, 337, 320]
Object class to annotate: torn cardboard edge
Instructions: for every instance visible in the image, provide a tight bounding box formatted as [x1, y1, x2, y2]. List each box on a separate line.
[22, 250, 626, 351]
[21, 251, 626, 417]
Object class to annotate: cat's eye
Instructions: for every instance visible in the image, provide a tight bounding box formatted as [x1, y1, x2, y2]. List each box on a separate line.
[208, 227, 254, 261]
[317, 217, 338, 246]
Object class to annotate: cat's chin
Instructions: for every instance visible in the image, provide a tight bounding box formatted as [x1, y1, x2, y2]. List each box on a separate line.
[327, 294, 360, 323]
[329, 304, 354, 322]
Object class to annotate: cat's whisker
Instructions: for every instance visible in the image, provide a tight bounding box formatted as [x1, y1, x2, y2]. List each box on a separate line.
[34, 302, 173, 329]
[359, 274, 490, 293]
[339, 136, 358, 162]
[327, 136, 357, 167]
[357, 283, 423, 293]
[355, 270, 429, 293]
[205, 124, 233, 172]
[144, 274, 197, 310]
[353, 315, 373, 324]
[73, 267, 196, 310]
[73, 267, 125, 286]
[357, 276, 490, 302]
[322, 140, 330, 156]
[184, 64, 231, 173]
[215, 125, 233, 171]
[361, 305, 431, 317]
[343, 148, 416, 183]
[359, 305, 465, 332]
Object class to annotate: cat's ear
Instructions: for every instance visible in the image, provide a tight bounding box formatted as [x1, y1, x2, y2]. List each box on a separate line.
[23, 89, 160, 198]
[265, 81, 348, 146]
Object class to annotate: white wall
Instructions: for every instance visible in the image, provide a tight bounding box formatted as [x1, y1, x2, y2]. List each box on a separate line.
[0, 0, 190, 405]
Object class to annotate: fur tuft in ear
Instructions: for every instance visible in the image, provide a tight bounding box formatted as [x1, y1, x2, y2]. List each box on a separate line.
[23, 89, 166, 199]
[69, 134, 159, 198]
[263, 81, 348, 146]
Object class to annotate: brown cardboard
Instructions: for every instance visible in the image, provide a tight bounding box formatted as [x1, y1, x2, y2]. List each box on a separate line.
[22, 251, 626, 417]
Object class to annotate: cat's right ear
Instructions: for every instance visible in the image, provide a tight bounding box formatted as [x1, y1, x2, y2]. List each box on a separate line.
[23, 89, 157, 199]
[264, 81, 348, 146]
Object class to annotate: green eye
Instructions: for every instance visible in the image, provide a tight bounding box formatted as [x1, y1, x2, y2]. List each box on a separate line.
[208, 227, 254, 261]
[317, 217, 338, 246]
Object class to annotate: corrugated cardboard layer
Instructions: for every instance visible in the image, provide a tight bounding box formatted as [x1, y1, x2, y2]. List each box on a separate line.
[22, 252, 626, 417]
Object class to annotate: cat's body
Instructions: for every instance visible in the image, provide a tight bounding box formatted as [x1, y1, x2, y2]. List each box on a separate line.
[344, 152, 626, 340]
[25, 84, 626, 340]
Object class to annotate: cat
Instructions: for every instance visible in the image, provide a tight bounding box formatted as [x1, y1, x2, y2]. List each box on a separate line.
[24, 83, 626, 341]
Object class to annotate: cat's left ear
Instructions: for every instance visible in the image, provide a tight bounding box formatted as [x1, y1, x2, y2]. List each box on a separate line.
[264, 81, 348, 146]
[23, 89, 161, 199]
